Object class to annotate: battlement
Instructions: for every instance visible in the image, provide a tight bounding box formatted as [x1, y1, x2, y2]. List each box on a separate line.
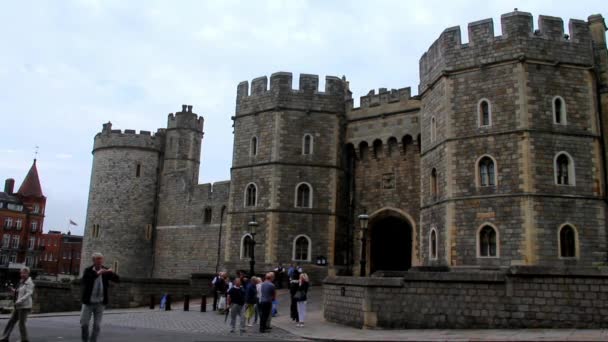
[167, 104, 204, 132]
[235, 72, 347, 116]
[347, 87, 420, 119]
[193, 180, 231, 202]
[419, 11, 595, 93]
[93, 121, 165, 152]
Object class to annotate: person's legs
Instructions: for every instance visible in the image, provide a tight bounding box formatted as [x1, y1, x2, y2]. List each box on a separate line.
[238, 305, 246, 331]
[297, 301, 307, 325]
[212, 290, 218, 311]
[259, 302, 270, 332]
[0, 308, 19, 341]
[254, 302, 259, 324]
[90, 304, 105, 342]
[80, 304, 93, 342]
[229, 304, 239, 331]
[17, 309, 30, 341]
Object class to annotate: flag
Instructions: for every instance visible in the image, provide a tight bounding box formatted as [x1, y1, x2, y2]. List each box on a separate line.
[69, 219, 78, 226]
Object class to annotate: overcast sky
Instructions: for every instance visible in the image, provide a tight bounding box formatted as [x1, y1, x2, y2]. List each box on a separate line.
[0, 0, 605, 235]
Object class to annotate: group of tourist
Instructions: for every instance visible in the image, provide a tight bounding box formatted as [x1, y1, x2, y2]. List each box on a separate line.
[0, 253, 310, 341]
[212, 264, 310, 334]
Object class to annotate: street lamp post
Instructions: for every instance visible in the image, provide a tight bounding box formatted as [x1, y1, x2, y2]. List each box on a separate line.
[358, 213, 369, 277]
[248, 216, 258, 277]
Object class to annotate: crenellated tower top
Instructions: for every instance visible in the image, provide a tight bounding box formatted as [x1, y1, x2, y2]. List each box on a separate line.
[419, 11, 594, 94]
[235, 72, 347, 116]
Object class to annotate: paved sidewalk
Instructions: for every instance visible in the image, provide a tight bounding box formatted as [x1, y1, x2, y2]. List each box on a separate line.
[272, 288, 608, 341]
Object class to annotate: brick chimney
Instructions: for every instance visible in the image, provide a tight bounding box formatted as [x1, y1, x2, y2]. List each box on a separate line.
[4, 178, 14, 194]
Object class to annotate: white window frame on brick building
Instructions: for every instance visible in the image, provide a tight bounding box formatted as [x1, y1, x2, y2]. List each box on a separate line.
[2, 235, 10, 248]
[292, 234, 311, 262]
[11, 236, 19, 249]
[294, 182, 313, 208]
[244, 183, 258, 207]
[31, 221, 37, 232]
[0, 255, 7, 264]
[477, 223, 499, 258]
[429, 227, 438, 260]
[552, 96, 567, 125]
[28, 237, 35, 250]
[250, 136, 258, 157]
[302, 134, 313, 155]
[554, 151, 575, 186]
[477, 98, 492, 127]
[15, 219, 21, 230]
[430, 116, 437, 143]
[9, 254, 16, 263]
[476, 155, 497, 187]
[558, 223, 579, 259]
[240, 233, 254, 260]
[4, 218, 12, 229]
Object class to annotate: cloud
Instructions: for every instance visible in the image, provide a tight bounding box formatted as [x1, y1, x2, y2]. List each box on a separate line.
[0, 0, 605, 234]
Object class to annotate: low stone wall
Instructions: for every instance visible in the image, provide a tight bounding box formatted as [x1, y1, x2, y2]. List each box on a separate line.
[323, 267, 608, 329]
[33, 273, 214, 314]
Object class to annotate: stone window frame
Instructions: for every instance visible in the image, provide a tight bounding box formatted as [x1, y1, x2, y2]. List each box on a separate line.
[92, 224, 101, 238]
[552, 96, 567, 125]
[553, 151, 576, 186]
[475, 154, 498, 188]
[292, 234, 312, 262]
[203, 207, 213, 224]
[430, 116, 437, 143]
[135, 163, 141, 178]
[145, 224, 153, 241]
[294, 182, 313, 208]
[430, 168, 438, 198]
[240, 233, 254, 260]
[477, 98, 492, 127]
[429, 227, 438, 260]
[302, 134, 314, 155]
[244, 183, 258, 207]
[557, 223, 579, 259]
[250, 136, 259, 157]
[476, 223, 500, 259]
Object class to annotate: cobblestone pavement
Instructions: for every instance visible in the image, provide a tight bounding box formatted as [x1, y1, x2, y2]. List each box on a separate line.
[37, 308, 303, 341]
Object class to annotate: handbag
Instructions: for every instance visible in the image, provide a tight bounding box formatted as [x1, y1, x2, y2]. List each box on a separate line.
[293, 290, 307, 301]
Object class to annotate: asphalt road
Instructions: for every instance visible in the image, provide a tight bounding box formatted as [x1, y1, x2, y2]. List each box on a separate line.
[7, 317, 287, 342]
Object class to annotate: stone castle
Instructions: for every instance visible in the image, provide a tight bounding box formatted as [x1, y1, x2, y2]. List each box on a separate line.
[81, 11, 608, 282]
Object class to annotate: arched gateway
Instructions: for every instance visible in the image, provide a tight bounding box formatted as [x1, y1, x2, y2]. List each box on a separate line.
[368, 209, 414, 273]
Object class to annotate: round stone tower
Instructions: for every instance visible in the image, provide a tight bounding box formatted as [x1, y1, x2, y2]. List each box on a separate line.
[419, 11, 606, 268]
[81, 122, 164, 277]
[225, 72, 347, 281]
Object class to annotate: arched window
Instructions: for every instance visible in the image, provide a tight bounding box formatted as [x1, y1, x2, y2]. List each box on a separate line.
[553, 96, 567, 125]
[295, 183, 312, 208]
[430, 117, 437, 143]
[478, 156, 496, 187]
[554, 152, 575, 186]
[245, 183, 257, 207]
[293, 235, 311, 261]
[359, 141, 369, 161]
[429, 228, 438, 260]
[478, 99, 491, 127]
[387, 137, 398, 157]
[559, 224, 577, 258]
[430, 168, 438, 197]
[478, 225, 498, 257]
[250, 136, 258, 156]
[373, 139, 383, 159]
[402, 135, 413, 155]
[302, 134, 313, 155]
[241, 234, 254, 259]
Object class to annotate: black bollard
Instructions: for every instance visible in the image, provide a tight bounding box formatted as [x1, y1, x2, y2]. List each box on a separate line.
[149, 294, 155, 309]
[166, 294, 172, 311]
[184, 295, 190, 311]
[201, 295, 207, 312]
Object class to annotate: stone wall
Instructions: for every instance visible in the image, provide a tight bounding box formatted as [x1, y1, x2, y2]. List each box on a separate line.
[33, 274, 213, 314]
[324, 267, 608, 329]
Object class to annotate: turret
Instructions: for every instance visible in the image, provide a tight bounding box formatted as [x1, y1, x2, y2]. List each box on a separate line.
[81, 123, 165, 278]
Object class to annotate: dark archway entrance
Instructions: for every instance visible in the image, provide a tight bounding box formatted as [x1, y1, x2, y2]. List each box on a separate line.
[370, 214, 412, 273]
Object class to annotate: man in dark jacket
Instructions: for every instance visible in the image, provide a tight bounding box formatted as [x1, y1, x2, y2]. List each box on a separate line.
[80, 252, 120, 342]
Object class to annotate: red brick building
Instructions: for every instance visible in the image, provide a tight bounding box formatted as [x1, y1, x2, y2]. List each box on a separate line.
[0, 160, 46, 269]
[39, 230, 82, 276]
